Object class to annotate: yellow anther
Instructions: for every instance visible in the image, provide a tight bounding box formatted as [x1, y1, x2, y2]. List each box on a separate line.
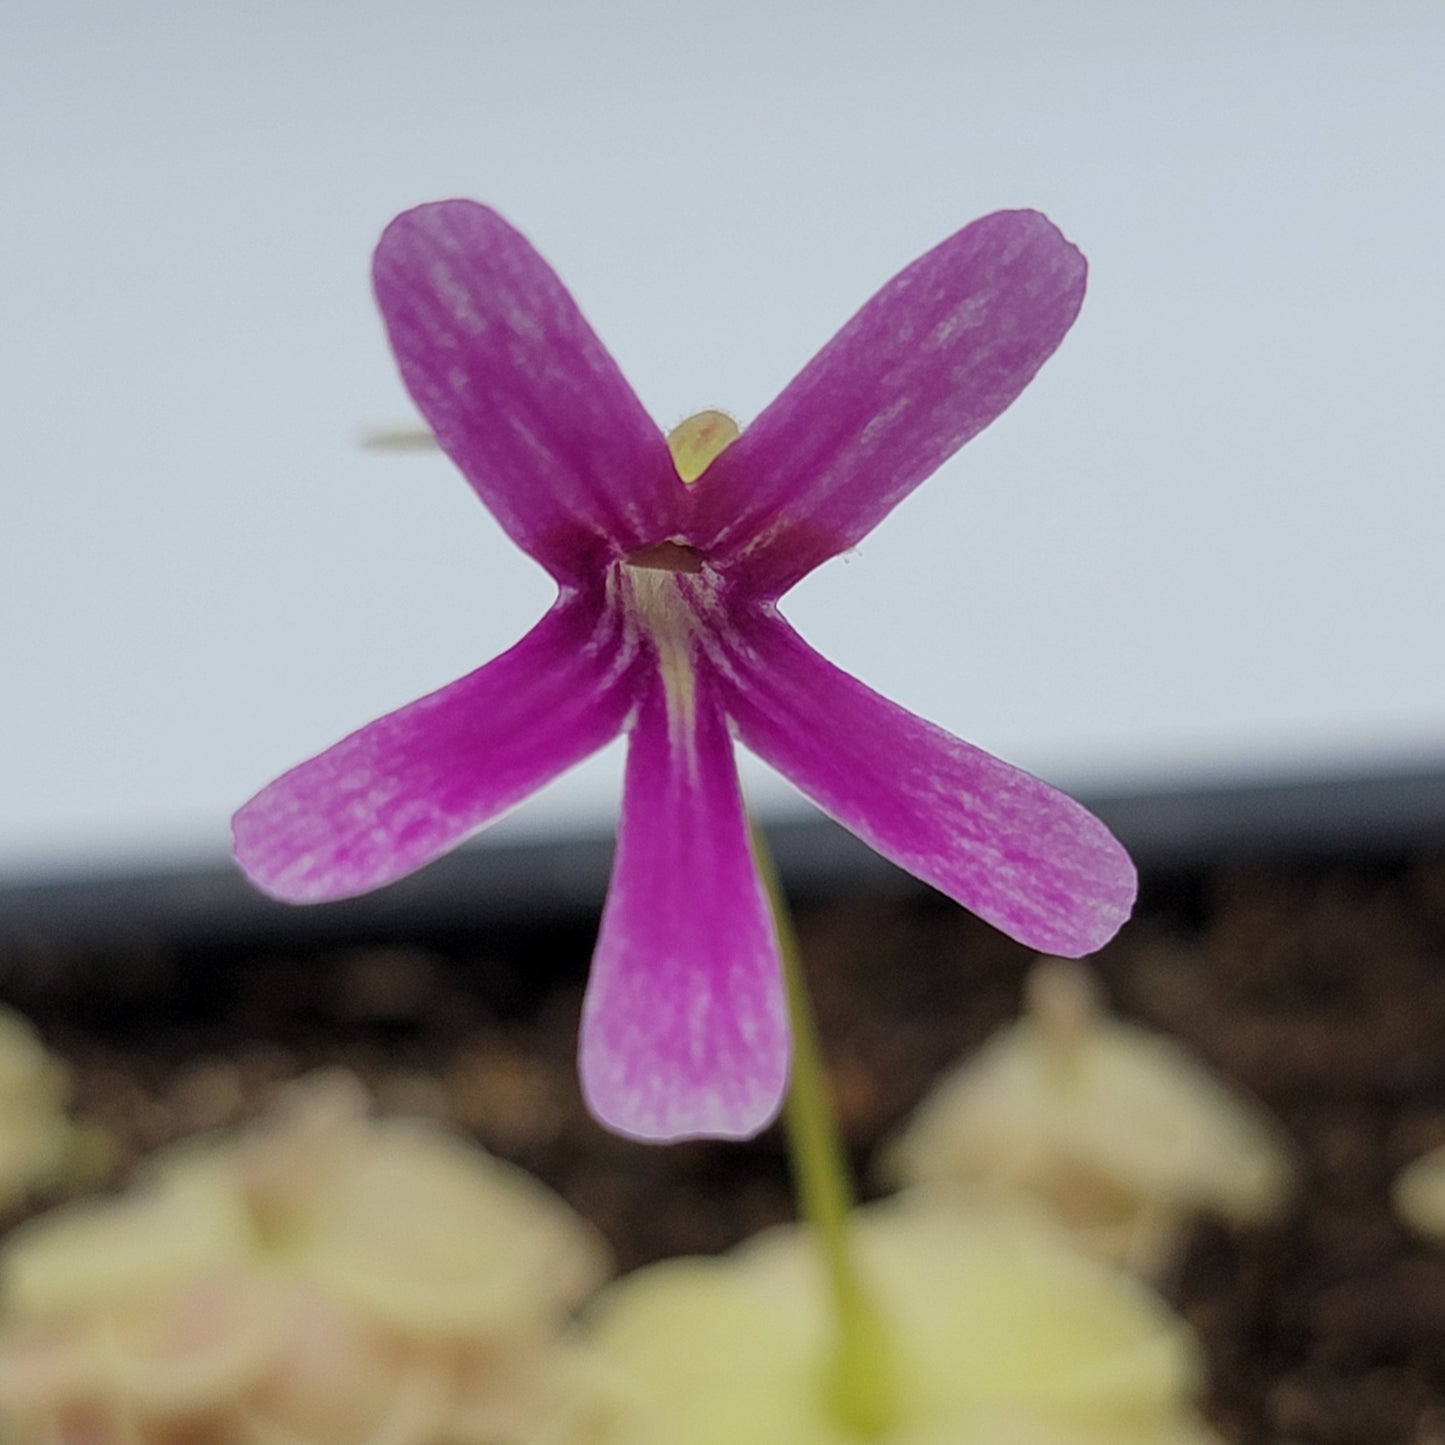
[666, 409, 739, 484]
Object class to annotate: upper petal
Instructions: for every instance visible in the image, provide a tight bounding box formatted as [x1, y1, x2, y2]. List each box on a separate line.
[713, 611, 1135, 956]
[232, 588, 639, 902]
[690, 211, 1086, 598]
[580, 662, 788, 1143]
[373, 201, 687, 582]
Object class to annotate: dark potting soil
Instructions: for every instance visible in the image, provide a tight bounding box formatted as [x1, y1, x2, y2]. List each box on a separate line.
[5, 850, 1445, 1444]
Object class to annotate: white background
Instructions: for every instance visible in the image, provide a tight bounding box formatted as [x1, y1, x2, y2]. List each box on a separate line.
[3, 2, 1442, 878]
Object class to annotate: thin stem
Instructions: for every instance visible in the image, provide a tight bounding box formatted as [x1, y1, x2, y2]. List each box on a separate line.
[752, 826, 897, 1438]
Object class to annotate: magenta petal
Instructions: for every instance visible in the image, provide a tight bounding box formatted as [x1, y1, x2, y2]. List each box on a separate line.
[373, 202, 687, 582]
[692, 211, 1086, 598]
[580, 666, 788, 1143]
[232, 591, 638, 902]
[717, 612, 1136, 956]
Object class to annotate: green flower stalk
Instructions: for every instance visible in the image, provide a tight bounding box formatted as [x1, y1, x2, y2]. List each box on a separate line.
[754, 827, 898, 1436]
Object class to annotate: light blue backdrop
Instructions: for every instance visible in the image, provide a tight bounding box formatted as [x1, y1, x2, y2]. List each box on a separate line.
[3, 1, 1441, 874]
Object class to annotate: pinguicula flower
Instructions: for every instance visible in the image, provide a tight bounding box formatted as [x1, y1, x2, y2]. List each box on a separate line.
[233, 201, 1136, 1143]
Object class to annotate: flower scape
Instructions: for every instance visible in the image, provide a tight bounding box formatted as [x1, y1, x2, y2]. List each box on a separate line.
[232, 200, 1137, 1143]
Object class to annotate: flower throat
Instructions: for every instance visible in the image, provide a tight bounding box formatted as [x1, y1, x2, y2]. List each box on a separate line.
[621, 410, 739, 574]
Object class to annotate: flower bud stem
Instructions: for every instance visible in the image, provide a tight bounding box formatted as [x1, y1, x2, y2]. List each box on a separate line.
[751, 826, 898, 1438]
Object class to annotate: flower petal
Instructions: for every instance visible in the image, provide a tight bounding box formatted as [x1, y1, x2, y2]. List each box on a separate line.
[691, 211, 1086, 598]
[232, 591, 639, 902]
[715, 612, 1136, 956]
[580, 666, 788, 1142]
[373, 201, 686, 582]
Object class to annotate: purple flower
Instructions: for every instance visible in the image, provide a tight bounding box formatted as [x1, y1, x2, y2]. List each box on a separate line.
[233, 201, 1135, 1143]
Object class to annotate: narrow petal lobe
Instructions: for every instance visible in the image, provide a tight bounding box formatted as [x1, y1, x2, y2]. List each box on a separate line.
[373, 202, 687, 582]
[692, 211, 1086, 597]
[580, 665, 788, 1142]
[716, 613, 1136, 955]
[233, 592, 638, 902]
